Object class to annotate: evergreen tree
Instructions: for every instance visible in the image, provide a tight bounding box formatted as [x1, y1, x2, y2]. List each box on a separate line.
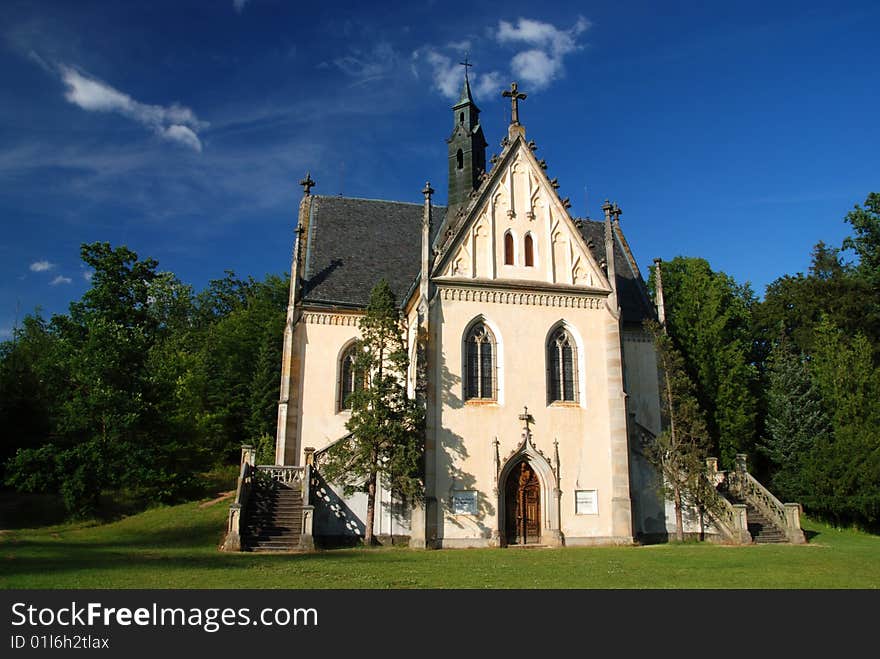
[644, 320, 714, 541]
[318, 279, 424, 546]
[759, 337, 831, 502]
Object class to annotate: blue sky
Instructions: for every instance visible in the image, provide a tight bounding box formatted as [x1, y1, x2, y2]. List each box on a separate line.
[2, 0, 878, 337]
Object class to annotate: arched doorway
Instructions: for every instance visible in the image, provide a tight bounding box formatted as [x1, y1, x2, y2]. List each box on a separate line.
[504, 461, 541, 545]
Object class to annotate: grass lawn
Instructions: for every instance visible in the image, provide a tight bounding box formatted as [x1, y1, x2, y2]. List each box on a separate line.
[2, 496, 878, 589]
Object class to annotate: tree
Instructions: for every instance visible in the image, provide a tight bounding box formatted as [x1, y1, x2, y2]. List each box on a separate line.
[643, 320, 714, 541]
[318, 279, 424, 546]
[649, 257, 759, 467]
[758, 336, 831, 503]
[802, 319, 880, 528]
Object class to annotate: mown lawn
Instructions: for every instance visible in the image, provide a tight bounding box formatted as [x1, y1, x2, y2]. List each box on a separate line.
[2, 497, 878, 588]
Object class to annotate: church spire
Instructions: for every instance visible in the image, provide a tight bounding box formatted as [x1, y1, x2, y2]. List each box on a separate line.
[447, 61, 487, 220]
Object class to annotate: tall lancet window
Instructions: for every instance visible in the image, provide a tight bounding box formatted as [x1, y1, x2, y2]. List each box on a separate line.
[524, 233, 534, 267]
[504, 231, 515, 265]
[547, 327, 577, 403]
[465, 323, 495, 401]
[338, 343, 363, 411]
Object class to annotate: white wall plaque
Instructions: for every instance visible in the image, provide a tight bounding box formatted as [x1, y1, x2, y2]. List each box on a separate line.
[575, 489, 598, 515]
[452, 490, 477, 515]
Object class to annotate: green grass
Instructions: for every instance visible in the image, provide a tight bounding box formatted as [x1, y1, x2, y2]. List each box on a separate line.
[2, 497, 878, 588]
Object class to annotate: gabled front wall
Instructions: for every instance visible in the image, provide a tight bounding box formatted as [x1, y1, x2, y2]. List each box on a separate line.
[427, 285, 631, 546]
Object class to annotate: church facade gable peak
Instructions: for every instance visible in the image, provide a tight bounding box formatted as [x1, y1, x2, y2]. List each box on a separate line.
[432, 135, 611, 293]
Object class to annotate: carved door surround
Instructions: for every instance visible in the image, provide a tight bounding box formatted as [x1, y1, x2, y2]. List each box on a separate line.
[497, 427, 562, 547]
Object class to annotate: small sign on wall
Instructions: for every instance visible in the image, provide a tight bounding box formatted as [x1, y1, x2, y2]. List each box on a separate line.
[452, 490, 478, 515]
[575, 489, 598, 515]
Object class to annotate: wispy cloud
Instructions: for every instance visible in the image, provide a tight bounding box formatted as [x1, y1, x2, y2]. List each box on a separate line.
[233, 0, 249, 13]
[413, 47, 502, 100]
[495, 16, 590, 89]
[0, 327, 12, 340]
[83, 271, 93, 282]
[50, 275, 72, 286]
[29, 260, 55, 272]
[331, 42, 398, 85]
[59, 64, 207, 151]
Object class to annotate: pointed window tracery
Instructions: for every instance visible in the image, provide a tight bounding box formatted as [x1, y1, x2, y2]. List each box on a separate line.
[547, 327, 577, 403]
[465, 323, 495, 401]
[338, 343, 364, 411]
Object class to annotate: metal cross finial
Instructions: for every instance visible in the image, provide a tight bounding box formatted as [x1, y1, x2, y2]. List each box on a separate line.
[502, 82, 527, 125]
[299, 172, 315, 196]
[459, 54, 473, 82]
[422, 181, 434, 198]
[519, 406, 534, 434]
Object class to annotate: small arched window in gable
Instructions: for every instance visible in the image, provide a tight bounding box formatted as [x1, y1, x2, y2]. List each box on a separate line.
[547, 327, 578, 403]
[465, 323, 495, 401]
[459, 112, 465, 124]
[338, 343, 364, 411]
[504, 231, 515, 265]
[456, 149, 464, 170]
[524, 233, 534, 267]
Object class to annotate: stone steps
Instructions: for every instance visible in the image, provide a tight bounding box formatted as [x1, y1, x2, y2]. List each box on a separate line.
[242, 483, 304, 552]
[724, 493, 790, 544]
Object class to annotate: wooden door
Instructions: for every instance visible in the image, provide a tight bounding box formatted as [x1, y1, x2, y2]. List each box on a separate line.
[505, 462, 541, 545]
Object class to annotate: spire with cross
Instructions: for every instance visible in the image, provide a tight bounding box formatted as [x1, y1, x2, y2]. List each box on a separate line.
[459, 54, 473, 83]
[299, 172, 315, 196]
[502, 82, 527, 126]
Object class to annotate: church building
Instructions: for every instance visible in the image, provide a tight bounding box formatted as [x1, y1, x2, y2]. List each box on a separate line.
[273, 74, 668, 548]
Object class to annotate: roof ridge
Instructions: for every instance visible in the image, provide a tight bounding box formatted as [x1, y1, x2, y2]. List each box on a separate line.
[313, 194, 445, 208]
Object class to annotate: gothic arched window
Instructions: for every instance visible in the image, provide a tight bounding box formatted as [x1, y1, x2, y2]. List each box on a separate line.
[465, 323, 495, 401]
[524, 233, 534, 267]
[338, 343, 363, 411]
[504, 231, 515, 265]
[456, 149, 464, 170]
[547, 327, 577, 403]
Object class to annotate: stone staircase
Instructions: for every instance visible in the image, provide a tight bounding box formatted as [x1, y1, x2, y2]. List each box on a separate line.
[242, 481, 303, 552]
[724, 494, 789, 544]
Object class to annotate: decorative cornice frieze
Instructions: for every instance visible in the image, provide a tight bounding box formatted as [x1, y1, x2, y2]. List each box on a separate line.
[438, 285, 603, 309]
[301, 311, 363, 326]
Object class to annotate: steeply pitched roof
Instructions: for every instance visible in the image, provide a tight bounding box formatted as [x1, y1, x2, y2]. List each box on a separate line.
[577, 220, 655, 323]
[299, 196, 654, 323]
[301, 195, 445, 308]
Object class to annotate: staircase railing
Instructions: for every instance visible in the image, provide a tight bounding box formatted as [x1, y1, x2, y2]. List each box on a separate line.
[253, 464, 314, 551]
[629, 418, 750, 544]
[703, 458, 752, 544]
[726, 454, 806, 544]
[221, 444, 257, 551]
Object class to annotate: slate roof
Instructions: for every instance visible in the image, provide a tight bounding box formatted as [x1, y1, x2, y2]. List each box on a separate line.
[299, 195, 654, 323]
[577, 219, 655, 323]
[301, 196, 445, 308]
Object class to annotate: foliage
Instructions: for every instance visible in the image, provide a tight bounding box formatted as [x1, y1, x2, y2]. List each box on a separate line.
[643, 320, 715, 541]
[2, 243, 288, 518]
[649, 257, 759, 467]
[318, 279, 424, 545]
[799, 319, 880, 529]
[758, 337, 831, 503]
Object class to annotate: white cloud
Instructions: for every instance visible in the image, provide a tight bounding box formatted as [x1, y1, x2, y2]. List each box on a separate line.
[415, 48, 502, 101]
[83, 271, 93, 282]
[233, 0, 249, 12]
[59, 65, 207, 151]
[29, 260, 54, 272]
[474, 71, 503, 98]
[495, 16, 590, 89]
[50, 275, 72, 286]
